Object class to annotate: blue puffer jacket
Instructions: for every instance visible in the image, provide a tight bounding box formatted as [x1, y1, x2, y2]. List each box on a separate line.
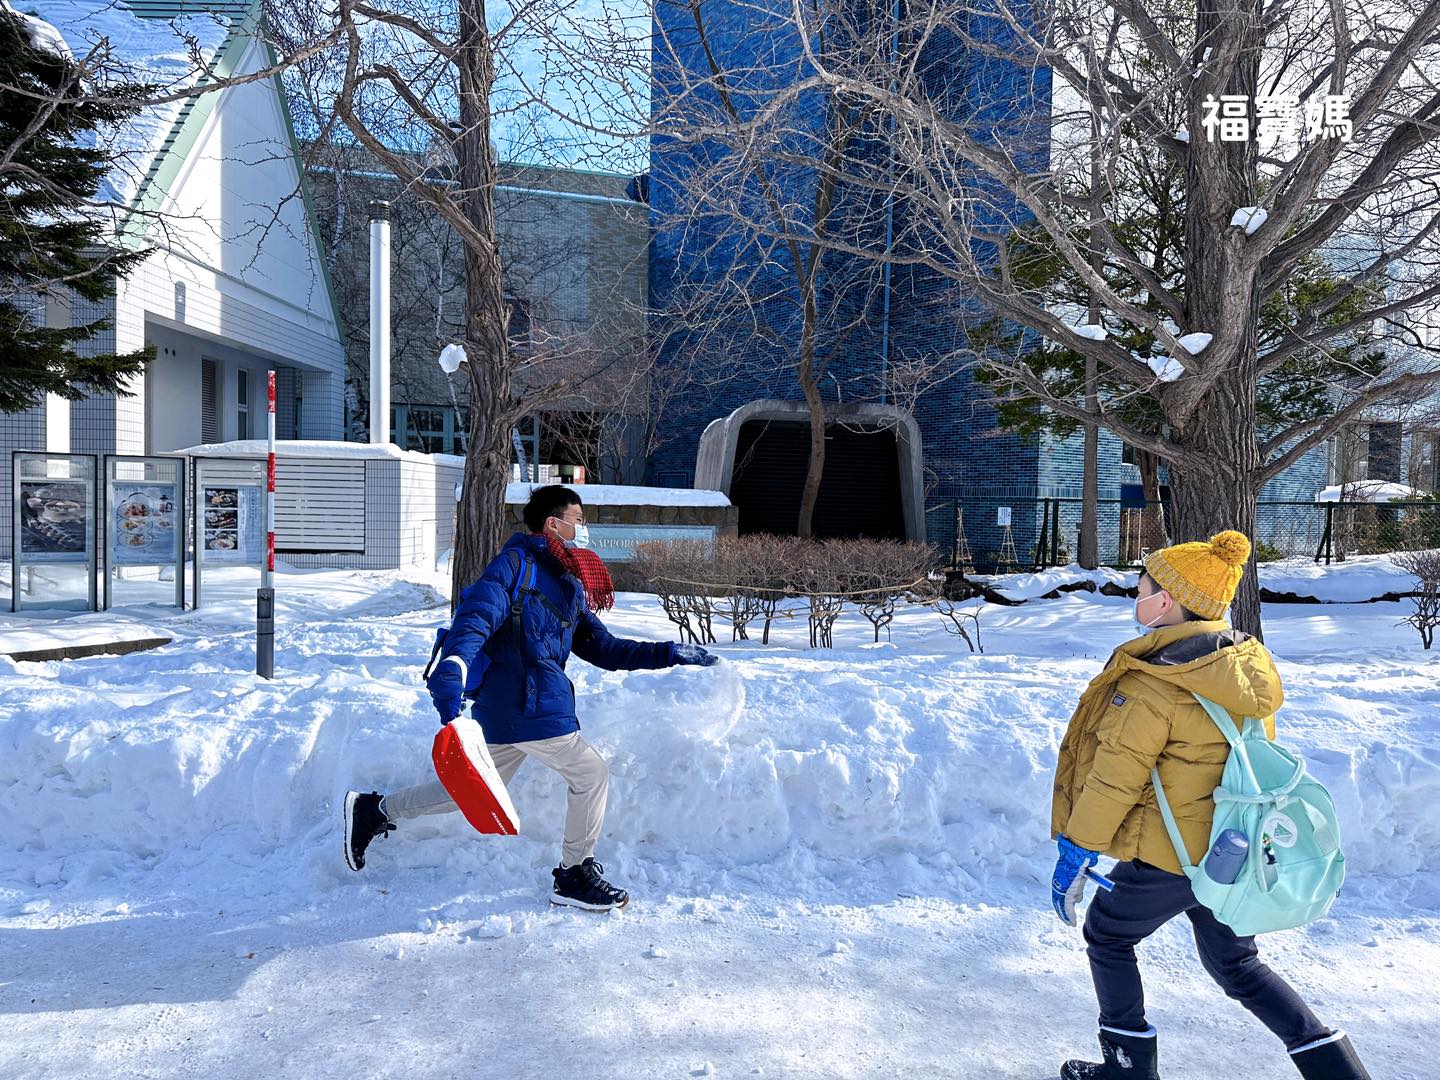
[433, 532, 678, 744]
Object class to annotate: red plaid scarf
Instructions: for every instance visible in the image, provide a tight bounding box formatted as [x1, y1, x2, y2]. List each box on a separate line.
[539, 532, 615, 612]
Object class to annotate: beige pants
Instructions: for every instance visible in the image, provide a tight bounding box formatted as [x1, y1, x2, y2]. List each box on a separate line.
[380, 731, 608, 868]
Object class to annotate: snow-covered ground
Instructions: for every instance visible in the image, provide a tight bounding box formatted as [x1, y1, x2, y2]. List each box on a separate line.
[2, 568, 1437, 1078]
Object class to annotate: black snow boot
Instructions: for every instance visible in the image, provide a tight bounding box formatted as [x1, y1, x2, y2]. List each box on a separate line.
[343, 790, 395, 871]
[1289, 1032, 1371, 1080]
[551, 858, 629, 911]
[1060, 1028, 1160, 1080]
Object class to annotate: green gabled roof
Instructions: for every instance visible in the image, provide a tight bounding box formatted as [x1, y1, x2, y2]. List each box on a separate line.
[118, 0, 260, 243]
[121, 0, 254, 18]
[116, 0, 345, 344]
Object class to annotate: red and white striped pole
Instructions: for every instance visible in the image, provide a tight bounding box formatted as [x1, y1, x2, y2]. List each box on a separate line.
[257, 369, 277, 679]
[265, 369, 276, 586]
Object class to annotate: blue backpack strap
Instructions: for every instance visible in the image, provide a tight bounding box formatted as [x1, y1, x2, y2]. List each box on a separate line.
[421, 552, 526, 684]
[509, 551, 532, 639]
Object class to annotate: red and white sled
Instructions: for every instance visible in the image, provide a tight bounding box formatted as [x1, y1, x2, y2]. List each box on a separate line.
[432, 715, 520, 835]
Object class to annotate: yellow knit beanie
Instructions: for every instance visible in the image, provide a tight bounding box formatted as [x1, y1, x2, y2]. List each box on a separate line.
[1142, 530, 1252, 620]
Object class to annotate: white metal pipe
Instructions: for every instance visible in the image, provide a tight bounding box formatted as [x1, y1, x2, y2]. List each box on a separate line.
[369, 200, 392, 445]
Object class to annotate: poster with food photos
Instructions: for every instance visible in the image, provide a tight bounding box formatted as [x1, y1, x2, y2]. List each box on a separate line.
[110, 483, 180, 566]
[200, 485, 262, 565]
[18, 480, 91, 563]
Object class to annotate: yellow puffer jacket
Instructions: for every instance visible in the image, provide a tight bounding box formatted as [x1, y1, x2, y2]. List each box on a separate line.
[1051, 620, 1283, 876]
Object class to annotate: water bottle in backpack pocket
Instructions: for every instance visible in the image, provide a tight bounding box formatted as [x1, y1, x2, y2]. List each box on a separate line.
[1152, 694, 1346, 936]
[1203, 829, 1249, 885]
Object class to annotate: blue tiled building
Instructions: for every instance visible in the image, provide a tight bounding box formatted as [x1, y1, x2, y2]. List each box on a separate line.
[646, 0, 1332, 556]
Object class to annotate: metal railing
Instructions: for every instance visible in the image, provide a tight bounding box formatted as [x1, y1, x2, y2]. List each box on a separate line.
[924, 495, 1440, 574]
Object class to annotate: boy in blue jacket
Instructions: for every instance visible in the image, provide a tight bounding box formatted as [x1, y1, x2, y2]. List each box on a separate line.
[344, 485, 718, 909]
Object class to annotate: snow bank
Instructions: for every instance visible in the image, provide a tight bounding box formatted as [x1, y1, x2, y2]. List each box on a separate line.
[981, 559, 1415, 604]
[0, 615, 166, 658]
[2, 575, 1436, 910]
[976, 564, 1134, 601]
[1258, 555, 1416, 603]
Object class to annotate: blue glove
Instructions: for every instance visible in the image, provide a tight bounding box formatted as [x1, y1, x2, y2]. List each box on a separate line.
[1051, 836, 1101, 926]
[672, 643, 720, 667]
[427, 659, 464, 726]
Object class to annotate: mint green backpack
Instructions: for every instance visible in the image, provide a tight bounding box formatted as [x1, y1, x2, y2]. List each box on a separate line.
[1151, 694, 1346, 936]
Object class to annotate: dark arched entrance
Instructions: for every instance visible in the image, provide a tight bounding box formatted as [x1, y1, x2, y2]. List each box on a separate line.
[729, 418, 905, 538]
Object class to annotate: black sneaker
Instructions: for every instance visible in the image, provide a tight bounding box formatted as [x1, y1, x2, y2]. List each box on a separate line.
[551, 858, 629, 911]
[343, 791, 395, 871]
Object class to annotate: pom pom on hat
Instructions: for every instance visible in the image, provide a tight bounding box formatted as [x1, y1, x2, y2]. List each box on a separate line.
[1142, 528, 1254, 620]
[1208, 530, 1251, 568]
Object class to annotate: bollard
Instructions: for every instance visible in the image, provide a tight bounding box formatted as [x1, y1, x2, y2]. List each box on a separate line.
[257, 587, 275, 679]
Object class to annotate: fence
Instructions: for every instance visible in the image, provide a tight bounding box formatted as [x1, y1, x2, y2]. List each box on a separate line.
[924, 496, 1440, 574]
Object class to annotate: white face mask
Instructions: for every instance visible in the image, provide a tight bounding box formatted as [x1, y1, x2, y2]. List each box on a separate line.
[1133, 591, 1168, 633]
[569, 522, 591, 549]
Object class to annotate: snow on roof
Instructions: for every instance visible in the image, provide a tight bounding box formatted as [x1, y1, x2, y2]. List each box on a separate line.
[23, 1, 240, 207]
[3, 0, 71, 57]
[175, 439, 458, 466]
[505, 482, 731, 507]
[172, 445, 731, 506]
[1315, 481, 1426, 503]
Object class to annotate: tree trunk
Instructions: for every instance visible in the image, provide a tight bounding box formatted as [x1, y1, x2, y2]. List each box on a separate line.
[1079, 359, 1100, 569]
[450, 0, 513, 605]
[796, 367, 826, 539]
[796, 299, 826, 539]
[1167, 448, 1260, 637]
[1166, 0, 1265, 638]
[1078, 106, 1102, 570]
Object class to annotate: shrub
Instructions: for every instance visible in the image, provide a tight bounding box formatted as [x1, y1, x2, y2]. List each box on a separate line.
[1394, 548, 1440, 649]
[1253, 540, 1286, 563]
[631, 535, 939, 648]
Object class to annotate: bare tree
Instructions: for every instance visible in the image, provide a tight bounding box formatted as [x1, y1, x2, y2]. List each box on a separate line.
[647, 0, 1440, 637]
[646, 0, 967, 538]
[261, 0, 667, 596]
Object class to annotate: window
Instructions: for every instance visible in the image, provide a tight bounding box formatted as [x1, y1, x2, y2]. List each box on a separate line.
[1331, 423, 1369, 486]
[1367, 421, 1401, 482]
[506, 296, 532, 354]
[1411, 430, 1439, 493]
[200, 359, 220, 443]
[293, 374, 304, 440]
[237, 369, 251, 441]
[393, 405, 466, 454]
[1121, 442, 1136, 467]
[451, 408, 467, 454]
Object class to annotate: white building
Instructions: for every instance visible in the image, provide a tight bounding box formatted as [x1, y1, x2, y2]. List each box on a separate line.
[2, 0, 345, 552]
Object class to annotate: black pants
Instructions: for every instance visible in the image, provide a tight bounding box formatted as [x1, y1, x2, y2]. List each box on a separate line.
[1083, 859, 1330, 1051]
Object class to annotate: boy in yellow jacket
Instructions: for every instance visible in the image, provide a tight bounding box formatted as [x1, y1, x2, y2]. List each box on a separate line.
[1050, 532, 1371, 1080]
